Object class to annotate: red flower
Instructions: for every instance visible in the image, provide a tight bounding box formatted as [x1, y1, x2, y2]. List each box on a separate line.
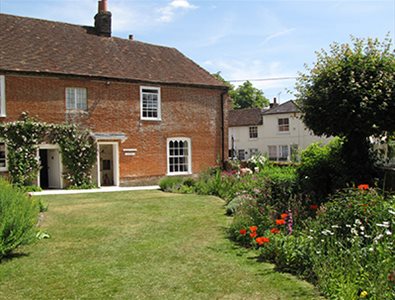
[358, 184, 369, 190]
[249, 225, 258, 232]
[310, 204, 318, 210]
[239, 229, 247, 235]
[270, 228, 280, 234]
[281, 213, 288, 219]
[256, 236, 270, 245]
[250, 232, 257, 238]
[275, 219, 286, 225]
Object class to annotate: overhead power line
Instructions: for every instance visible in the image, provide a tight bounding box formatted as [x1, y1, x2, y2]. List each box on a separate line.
[228, 76, 298, 82]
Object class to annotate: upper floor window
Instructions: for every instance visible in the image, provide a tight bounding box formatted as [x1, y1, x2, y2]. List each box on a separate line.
[0, 142, 7, 171]
[278, 118, 289, 132]
[167, 138, 191, 175]
[141, 87, 161, 121]
[66, 87, 87, 111]
[0, 75, 5, 117]
[249, 126, 258, 139]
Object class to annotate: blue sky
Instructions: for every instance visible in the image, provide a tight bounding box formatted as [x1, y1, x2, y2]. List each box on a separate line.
[1, 0, 394, 102]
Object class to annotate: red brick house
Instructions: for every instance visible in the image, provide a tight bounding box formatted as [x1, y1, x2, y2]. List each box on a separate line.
[0, 1, 228, 188]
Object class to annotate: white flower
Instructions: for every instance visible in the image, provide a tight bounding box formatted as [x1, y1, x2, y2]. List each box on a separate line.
[355, 219, 362, 225]
[385, 230, 392, 235]
[346, 224, 351, 228]
[331, 225, 340, 229]
[389, 210, 395, 216]
[376, 223, 390, 228]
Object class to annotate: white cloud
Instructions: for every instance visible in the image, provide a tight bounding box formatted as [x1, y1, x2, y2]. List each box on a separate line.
[261, 28, 296, 46]
[158, 0, 197, 23]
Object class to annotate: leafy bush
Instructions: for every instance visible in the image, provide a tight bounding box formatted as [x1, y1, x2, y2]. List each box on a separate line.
[297, 137, 347, 201]
[0, 179, 39, 260]
[194, 168, 240, 201]
[159, 176, 184, 192]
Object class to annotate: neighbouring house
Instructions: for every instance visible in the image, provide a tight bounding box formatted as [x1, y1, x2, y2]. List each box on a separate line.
[228, 99, 331, 162]
[0, 0, 228, 188]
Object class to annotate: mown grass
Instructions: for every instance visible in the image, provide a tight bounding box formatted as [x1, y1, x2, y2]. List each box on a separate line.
[0, 191, 322, 299]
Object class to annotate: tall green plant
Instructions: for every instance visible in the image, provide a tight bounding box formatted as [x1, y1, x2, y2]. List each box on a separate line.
[0, 178, 39, 260]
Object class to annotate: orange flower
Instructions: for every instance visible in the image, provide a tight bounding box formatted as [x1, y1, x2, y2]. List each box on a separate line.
[281, 213, 288, 219]
[270, 228, 280, 234]
[310, 204, 318, 210]
[249, 225, 258, 232]
[276, 219, 286, 225]
[358, 184, 369, 190]
[256, 236, 270, 245]
[250, 232, 257, 238]
[239, 229, 247, 235]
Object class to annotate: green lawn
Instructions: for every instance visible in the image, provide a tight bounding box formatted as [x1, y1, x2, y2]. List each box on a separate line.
[0, 191, 322, 299]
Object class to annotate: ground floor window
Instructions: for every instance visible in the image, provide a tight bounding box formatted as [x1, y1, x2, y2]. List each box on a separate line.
[167, 138, 191, 175]
[279, 145, 289, 161]
[238, 149, 245, 161]
[249, 148, 259, 156]
[0, 142, 6, 171]
[268, 145, 277, 161]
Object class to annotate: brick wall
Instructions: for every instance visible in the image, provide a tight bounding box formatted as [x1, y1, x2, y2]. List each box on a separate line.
[1, 74, 228, 185]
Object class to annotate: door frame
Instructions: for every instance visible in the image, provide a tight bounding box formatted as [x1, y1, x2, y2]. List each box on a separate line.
[37, 144, 63, 189]
[97, 141, 119, 187]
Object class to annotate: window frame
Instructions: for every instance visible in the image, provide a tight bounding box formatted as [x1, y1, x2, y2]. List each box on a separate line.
[65, 87, 88, 112]
[167, 137, 192, 175]
[279, 145, 289, 161]
[0, 75, 6, 117]
[140, 86, 161, 121]
[0, 141, 7, 172]
[278, 118, 289, 132]
[249, 126, 258, 139]
[268, 145, 277, 161]
[238, 149, 246, 161]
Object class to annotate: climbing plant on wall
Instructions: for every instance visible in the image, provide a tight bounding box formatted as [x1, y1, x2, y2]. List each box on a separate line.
[51, 125, 97, 188]
[0, 113, 97, 188]
[0, 113, 48, 186]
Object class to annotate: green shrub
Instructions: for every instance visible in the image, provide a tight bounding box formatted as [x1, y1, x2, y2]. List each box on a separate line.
[297, 137, 347, 201]
[0, 179, 39, 260]
[159, 176, 184, 192]
[194, 168, 240, 201]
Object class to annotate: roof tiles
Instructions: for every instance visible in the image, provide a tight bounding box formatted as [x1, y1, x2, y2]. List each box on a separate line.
[0, 13, 226, 88]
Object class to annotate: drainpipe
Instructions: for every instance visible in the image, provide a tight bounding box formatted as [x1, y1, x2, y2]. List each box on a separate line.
[220, 90, 227, 168]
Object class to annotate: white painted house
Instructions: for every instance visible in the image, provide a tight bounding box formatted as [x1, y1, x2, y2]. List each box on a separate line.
[228, 100, 332, 162]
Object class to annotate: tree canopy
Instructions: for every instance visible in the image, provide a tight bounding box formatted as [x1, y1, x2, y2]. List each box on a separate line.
[212, 72, 269, 109]
[296, 36, 395, 182]
[296, 36, 395, 138]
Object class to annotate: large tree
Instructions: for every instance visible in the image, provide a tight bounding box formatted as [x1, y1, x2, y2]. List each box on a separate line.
[212, 72, 269, 109]
[296, 37, 395, 182]
[231, 80, 269, 109]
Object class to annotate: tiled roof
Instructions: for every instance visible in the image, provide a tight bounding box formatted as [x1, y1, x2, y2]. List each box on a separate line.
[229, 108, 263, 127]
[262, 100, 299, 115]
[0, 13, 226, 88]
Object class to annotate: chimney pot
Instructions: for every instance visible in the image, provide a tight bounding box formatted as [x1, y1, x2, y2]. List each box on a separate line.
[95, 0, 112, 37]
[129, 34, 134, 40]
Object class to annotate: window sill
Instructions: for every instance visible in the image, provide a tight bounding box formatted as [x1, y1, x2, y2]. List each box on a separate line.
[249, 138, 258, 141]
[277, 132, 290, 135]
[141, 118, 161, 122]
[167, 171, 191, 176]
[0, 168, 7, 172]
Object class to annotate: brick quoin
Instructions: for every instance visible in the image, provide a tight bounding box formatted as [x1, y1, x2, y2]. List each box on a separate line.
[1, 74, 229, 186]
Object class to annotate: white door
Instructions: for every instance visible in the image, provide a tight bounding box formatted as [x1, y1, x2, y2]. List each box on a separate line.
[47, 149, 61, 188]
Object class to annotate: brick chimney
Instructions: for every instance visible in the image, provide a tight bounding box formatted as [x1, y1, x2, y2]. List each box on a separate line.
[270, 97, 279, 108]
[94, 0, 112, 37]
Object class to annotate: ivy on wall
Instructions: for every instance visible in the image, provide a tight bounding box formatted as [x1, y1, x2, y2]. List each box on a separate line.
[0, 113, 97, 188]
